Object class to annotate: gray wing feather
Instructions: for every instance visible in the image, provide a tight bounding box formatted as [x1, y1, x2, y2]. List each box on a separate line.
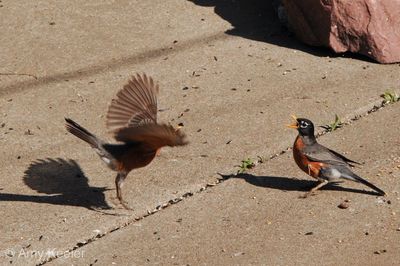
[303, 144, 350, 166]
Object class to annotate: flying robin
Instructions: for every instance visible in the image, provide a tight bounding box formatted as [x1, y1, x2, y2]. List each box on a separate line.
[288, 115, 385, 197]
[65, 73, 188, 209]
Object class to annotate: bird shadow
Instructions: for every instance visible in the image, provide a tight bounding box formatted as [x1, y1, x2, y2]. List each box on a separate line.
[187, 0, 376, 62]
[0, 158, 115, 212]
[219, 173, 381, 196]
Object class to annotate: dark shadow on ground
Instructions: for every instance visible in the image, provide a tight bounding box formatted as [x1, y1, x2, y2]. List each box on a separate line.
[219, 173, 381, 196]
[187, 0, 375, 62]
[189, 0, 279, 42]
[0, 158, 112, 210]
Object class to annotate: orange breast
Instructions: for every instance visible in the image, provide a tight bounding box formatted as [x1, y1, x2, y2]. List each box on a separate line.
[293, 136, 322, 178]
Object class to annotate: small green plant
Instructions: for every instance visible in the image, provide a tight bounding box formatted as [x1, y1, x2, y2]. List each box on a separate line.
[236, 158, 255, 174]
[381, 90, 400, 104]
[321, 114, 342, 132]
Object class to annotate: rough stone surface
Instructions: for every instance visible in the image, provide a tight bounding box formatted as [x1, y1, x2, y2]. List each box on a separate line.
[283, 0, 400, 63]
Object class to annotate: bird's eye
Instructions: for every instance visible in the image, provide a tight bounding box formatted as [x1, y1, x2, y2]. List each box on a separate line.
[300, 121, 309, 128]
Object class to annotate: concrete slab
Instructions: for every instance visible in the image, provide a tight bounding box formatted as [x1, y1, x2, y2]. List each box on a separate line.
[0, 0, 399, 265]
[51, 103, 400, 266]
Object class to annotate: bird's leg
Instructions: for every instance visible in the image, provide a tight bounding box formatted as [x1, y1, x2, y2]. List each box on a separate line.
[310, 179, 329, 193]
[300, 179, 329, 198]
[115, 172, 132, 210]
[307, 163, 319, 177]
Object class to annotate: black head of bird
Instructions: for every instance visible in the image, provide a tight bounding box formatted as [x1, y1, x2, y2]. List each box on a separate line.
[288, 115, 315, 137]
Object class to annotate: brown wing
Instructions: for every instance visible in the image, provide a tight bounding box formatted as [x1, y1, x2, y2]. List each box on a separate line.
[114, 123, 188, 149]
[106, 73, 159, 132]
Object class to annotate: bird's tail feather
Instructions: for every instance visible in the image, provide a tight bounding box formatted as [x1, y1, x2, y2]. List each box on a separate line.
[65, 118, 101, 148]
[343, 172, 385, 196]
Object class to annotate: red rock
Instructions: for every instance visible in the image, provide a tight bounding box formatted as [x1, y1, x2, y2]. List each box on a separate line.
[282, 0, 400, 63]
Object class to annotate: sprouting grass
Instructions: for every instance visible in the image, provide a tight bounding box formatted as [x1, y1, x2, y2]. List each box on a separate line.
[381, 90, 400, 104]
[321, 114, 343, 132]
[236, 158, 255, 174]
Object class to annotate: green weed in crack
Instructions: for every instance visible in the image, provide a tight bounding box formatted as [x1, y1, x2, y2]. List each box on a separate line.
[320, 114, 343, 132]
[236, 158, 255, 174]
[381, 90, 400, 105]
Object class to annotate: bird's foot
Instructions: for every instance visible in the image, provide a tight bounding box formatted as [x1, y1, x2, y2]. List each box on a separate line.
[119, 200, 133, 211]
[110, 197, 133, 210]
[300, 180, 328, 198]
[299, 191, 318, 199]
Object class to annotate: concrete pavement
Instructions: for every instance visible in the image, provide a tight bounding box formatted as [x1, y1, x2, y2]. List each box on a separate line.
[0, 0, 399, 265]
[53, 103, 400, 266]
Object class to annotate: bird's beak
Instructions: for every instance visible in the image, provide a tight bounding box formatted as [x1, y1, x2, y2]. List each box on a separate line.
[287, 114, 299, 129]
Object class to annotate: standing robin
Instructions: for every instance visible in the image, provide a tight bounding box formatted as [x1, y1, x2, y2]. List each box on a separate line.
[65, 73, 188, 209]
[288, 115, 385, 197]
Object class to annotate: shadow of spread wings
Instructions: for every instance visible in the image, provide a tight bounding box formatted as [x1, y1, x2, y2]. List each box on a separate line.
[106, 73, 159, 132]
[114, 123, 188, 148]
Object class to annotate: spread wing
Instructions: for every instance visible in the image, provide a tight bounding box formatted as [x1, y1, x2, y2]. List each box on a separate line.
[114, 123, 188, 149]
[106, 73, 159, 132]
[304, 144, 360, 167]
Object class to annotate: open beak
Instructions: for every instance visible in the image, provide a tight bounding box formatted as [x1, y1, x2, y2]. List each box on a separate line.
[287, 114, 299, 129]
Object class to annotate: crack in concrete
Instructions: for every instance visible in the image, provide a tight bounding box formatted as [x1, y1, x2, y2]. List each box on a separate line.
[40, 97, 397, 265]
[36, 189, 210, 265]
[0, 72, 38, 80]
[239, 98, 394, 174]
[0, 31, 229, 97]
